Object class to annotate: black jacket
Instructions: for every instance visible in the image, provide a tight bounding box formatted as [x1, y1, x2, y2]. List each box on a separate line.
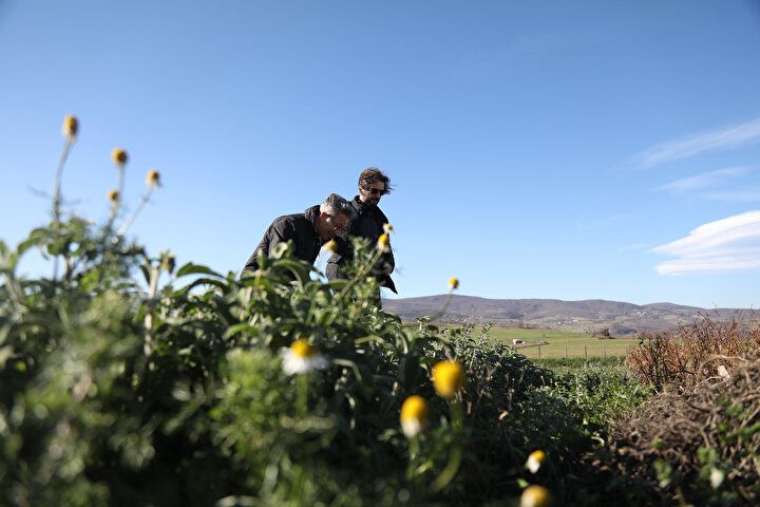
[326, 196, 397, 293]
[243, 206, 322, 272]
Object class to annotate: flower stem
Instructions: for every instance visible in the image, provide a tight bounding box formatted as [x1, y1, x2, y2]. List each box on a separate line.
[431, 399, 464, 492]
[118, 189, 153, 236]
[297, 374, 309, 416]
[51, 139, 73, 281]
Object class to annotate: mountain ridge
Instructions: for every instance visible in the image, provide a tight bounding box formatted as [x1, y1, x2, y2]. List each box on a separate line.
[382, 295, 758, 335]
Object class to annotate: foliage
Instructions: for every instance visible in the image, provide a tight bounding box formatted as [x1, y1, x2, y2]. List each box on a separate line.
[592, 358, 760, 506]
[3, 208, 618, 505]
[0, 119, 679, 506]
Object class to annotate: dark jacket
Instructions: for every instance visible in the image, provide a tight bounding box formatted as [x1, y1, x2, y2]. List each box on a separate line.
[326, 196, 397, 293]
[243, 206, 322, 272]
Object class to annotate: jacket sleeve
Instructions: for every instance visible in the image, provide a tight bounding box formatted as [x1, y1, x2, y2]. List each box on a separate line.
[267, 220, 292, 254]
[242, 220, 290, 273]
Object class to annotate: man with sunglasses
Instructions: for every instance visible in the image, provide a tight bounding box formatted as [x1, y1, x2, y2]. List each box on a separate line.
[243, 193, 354, 273]
[326, 168, 397, 296]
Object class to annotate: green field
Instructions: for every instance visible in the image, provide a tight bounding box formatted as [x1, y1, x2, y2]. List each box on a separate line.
[476, 325, 640, 359]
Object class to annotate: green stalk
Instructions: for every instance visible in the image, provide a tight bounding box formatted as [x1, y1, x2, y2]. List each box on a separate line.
[297, 374, 309, 416]
[431, 399, 464, 492]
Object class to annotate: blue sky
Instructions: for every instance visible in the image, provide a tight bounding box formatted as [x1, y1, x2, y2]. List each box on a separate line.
[2, 1, 760, 308]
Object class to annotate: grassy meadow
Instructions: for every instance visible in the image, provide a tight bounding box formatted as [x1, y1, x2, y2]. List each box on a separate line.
[452, 325, 641, 359]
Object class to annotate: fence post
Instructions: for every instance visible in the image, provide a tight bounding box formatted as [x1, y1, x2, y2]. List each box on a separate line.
[565, 341, 568, 359]
[538, 345, 542, 359]
[604, 342, 607, 359]
[584, 345, 588, 362]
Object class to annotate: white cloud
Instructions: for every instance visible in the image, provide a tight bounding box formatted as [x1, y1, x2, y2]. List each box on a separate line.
[653, 211, 760, 274]
[656, 166, 753, 192]
[656, 254, 760, 275]
[636, 117, 760, 169]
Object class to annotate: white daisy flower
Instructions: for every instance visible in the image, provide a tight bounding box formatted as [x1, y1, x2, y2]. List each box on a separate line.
[525, 450, 546, 474]
[281, 339, 328, 375]
[710, 467, 725, 489]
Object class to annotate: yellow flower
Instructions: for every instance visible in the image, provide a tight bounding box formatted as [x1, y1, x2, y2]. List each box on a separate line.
[383, 223, 394, 234]
[62, 115, 79, 139]
[323, 239, 338, 253]
[525, 450, 546, 474]
[145, 169, 161, 188]
[111, 148, 128, 167]
[107, 189, 120, 205]
[432, 360, 464, 399]
[448, 277, 459, 290]
[281, 338, 328, 375]
[520, 485, 551, 507]
[377, 232, 390, 253]
[400, 395, 428, 438]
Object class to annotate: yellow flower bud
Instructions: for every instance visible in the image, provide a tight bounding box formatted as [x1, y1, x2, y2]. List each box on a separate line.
[377, 232, 390, 252]
[145, 169, 161, 188]
[526, 450, 546, 474]
[520, 485, 552, 507]
[107, 189, 120, 205]
[383, 223, 394, 234]
[448, 277, 459, 290]
[62, 115, 79, 140]
[400, 395, 428, 438]
[432, 360, 464, 399]
[323, 239, 338, 253]
[111, 148, 128, 167]
[160, 254, 176, 274]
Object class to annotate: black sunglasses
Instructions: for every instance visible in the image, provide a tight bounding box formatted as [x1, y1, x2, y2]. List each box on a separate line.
[363, 186, 386, 196]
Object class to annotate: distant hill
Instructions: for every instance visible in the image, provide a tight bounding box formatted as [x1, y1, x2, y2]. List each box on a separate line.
[382, 295, 759, 336]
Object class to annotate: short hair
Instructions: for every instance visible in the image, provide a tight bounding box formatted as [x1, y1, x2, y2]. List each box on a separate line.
[358, 167, 393, 195]
[320, 193, 354, 218]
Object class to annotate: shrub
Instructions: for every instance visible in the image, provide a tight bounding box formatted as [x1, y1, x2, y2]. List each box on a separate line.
[598, 358, 760, 506]
[626, 317, 760, 391]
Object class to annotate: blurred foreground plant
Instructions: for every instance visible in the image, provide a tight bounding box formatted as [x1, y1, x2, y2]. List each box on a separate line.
[0, 116, 650, 507]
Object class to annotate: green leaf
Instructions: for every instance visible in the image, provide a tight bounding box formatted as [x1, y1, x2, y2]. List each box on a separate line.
[176, 262, 223, 278]
[224, 323, 259, 339]
[140, 265, 151, 285]
[179, 277, 229, 293]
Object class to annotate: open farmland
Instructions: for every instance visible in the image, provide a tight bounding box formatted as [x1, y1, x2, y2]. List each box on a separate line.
[484, 326, 641, 359]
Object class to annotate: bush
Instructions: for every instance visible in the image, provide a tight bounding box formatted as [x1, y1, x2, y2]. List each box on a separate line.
[626, 317, 760, 391]
[596, 359, 760, 506]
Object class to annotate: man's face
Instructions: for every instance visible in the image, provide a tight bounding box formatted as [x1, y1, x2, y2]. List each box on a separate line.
[322, 212, 350, 240]
[359, 181, 386, 206]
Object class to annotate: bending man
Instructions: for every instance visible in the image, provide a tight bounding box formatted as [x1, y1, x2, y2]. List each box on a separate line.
[243, 193, 353, 273]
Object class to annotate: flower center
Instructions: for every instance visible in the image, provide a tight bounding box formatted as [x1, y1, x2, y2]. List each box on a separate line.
[290, 339, 315, 358]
